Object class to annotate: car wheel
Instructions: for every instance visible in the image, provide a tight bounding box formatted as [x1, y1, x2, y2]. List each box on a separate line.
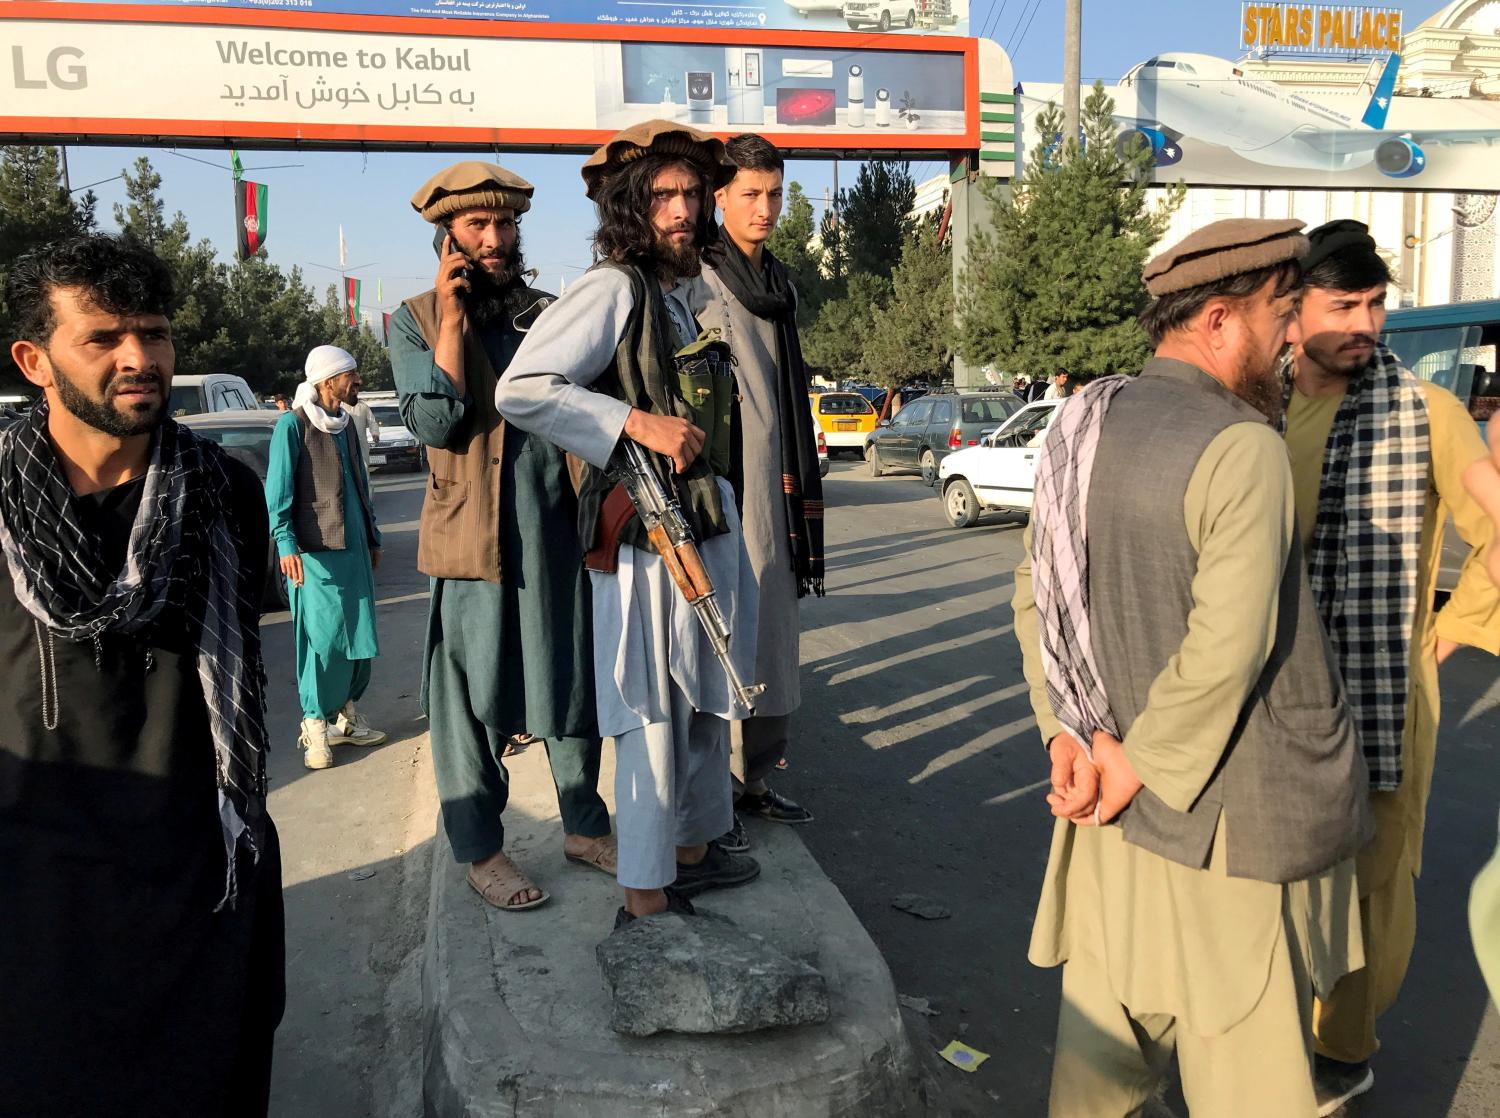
[867, 444, 887, 478]
[944, 480, 980, 528]
[905, 7, 915, 26]
[847, 18, 861, 28]
[878, 9, 891, 30]
[919, 449, 937, 486]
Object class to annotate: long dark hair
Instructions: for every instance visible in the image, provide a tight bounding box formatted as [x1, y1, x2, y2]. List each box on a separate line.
[591, 154, 719, 271]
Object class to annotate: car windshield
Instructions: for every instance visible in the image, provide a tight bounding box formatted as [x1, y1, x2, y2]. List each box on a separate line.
[167, 385, 203, 418]
[962, 397, 1017, 423]
[820, 395, 875, 416]
[187, 426, 272, 478]
[370, 405, 403, 427]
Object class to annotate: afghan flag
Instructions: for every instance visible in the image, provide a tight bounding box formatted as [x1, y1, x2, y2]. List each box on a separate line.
[382, 311, 392, 345]
[235, 179, 268, 261]
[345, 277, 361, 328]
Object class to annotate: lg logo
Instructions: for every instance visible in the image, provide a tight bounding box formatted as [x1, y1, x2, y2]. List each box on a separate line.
[12, 46, 87, 91]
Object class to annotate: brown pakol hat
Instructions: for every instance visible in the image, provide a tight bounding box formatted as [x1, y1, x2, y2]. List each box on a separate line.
[580, 119, 736, 201]
[411, 161, 534, 223]
[1143, 218, 1308, 297]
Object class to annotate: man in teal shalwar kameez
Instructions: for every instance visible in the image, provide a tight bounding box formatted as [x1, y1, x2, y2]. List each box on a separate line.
[266, 344, 387, 770]
[391, 162, 613, 913]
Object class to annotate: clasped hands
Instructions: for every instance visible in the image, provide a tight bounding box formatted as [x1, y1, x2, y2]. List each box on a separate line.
[1046, 729, 1144, 826]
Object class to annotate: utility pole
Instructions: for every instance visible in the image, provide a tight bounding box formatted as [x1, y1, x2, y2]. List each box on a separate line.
[1062, 0, 1082, 155]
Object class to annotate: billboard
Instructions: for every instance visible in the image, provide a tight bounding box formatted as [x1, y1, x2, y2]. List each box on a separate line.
[0, 4, 986, 152]
[28, 0, 970, 35]
[1021, 52, 1500, 192]
[1239, 3, 1402, 58]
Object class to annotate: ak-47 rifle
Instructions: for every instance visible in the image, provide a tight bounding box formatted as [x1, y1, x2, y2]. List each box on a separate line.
[611, 438, 765, 713]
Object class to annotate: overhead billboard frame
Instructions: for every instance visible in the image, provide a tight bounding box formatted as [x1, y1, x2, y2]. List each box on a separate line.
[0, 2, 985, 157]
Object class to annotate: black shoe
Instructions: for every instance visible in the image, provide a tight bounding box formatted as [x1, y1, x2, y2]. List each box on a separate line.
[612, 886, 696, 932]
[736, 787, 814, 825]
[673, 844, 761, 898]
[1314, 1055, 1374, 1117]
[717, 814, 750, 854]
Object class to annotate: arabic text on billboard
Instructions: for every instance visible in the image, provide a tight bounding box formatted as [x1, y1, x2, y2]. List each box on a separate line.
[1, 12, 975, 151]
[1240, 3, 1402, 57]
[48, 0, 970, 36]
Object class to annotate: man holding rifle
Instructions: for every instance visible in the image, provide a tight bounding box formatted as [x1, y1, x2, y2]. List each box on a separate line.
[499, 121, 761, 929]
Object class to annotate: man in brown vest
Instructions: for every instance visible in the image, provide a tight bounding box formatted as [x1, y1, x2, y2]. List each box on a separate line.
[391, 163, 614, 912]
[1014, 220, 1372, 1115]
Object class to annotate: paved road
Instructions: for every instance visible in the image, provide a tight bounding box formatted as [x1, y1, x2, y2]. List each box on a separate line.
[265, 469, 434, 1118]
[791, 457, 1500, 1116]
[263, 454, 1499, 1117]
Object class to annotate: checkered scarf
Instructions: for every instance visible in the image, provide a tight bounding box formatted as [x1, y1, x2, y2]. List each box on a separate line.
[1031, 376, 1132, 750]
[1282, 342, 1429, 790]
[0, 403, 269, 908]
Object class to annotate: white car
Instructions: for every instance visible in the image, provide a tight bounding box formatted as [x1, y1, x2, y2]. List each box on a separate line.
[365, 399, 424, 471]
[843, 0, 916, 30]
[936, 400, 1061, 527]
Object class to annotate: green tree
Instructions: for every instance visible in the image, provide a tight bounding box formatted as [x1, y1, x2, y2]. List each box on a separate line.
[839, 160, 915, 281]
[957, 84, 1184, 381]
[801, 271, 891, 382]
[862, 217, 954, 405]
[765, 181, 827, 327]
[114, 156, 171, 250]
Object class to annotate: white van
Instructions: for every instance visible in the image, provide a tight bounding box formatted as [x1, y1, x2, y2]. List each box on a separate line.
[167, 373, 259, 417]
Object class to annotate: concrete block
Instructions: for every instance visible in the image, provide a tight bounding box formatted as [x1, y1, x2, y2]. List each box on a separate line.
[422, 746, 921, 1117]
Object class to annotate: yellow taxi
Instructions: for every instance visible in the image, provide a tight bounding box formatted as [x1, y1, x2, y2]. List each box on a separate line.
[810, 391, 879, 455]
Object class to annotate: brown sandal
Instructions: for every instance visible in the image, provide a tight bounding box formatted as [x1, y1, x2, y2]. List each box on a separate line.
[564, 833, 618, 877]
[467, 854, 549, 911]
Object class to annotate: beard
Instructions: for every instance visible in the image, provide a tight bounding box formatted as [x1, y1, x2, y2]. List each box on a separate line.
[463, 236, 527, 326]
[1230, 351, 1286, 424]
[53, 364, 166, 438]
[653, 227, 702, 281]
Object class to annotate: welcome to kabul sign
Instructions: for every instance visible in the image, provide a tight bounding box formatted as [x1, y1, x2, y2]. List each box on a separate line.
[1240, 2, 1403, 57]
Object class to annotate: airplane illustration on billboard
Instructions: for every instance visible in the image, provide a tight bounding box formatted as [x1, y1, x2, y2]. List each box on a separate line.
[1117, 51, 1494, 179]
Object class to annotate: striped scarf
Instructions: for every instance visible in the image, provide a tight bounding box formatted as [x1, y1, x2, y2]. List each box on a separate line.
[1283, 342, 1429, 790]
[0, 403, 269, 908]
[1031, 376, 1132, 751]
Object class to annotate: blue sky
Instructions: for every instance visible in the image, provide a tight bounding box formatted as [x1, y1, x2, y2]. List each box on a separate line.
[60, 1, 1241, 322]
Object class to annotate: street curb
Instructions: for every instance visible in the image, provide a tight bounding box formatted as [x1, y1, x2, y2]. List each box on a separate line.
[421, 750, 922, 1117]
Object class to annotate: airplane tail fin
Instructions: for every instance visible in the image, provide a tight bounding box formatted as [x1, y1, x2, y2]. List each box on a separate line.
[1361, 53, 1400, 130]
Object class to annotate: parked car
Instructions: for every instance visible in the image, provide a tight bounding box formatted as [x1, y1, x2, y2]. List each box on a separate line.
[177, 409, 289, 611]
[366, 400, 424, 471]
[842, 0, 915, 30]
[865, 390, 1024, 484]
[937, 400, 1062, 527]
[167, 373, 259, 418]
[817, 426, 829, 477]
[1381, 298, 1498, 594]
[811, 391, 879, 456]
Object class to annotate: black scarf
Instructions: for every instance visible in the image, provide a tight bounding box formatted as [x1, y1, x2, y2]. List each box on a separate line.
[0, 404, 270, 909]
[706, 238, 826, 597]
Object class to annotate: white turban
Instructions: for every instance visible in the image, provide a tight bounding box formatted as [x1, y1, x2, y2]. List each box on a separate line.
[294, 345, 357, 432]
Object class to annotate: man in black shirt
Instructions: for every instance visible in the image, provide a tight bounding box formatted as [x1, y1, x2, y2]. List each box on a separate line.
[0, 235, 284, 1116]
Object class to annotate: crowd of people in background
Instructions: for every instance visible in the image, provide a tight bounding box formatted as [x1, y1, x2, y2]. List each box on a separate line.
[1, 118, 1498, 1118]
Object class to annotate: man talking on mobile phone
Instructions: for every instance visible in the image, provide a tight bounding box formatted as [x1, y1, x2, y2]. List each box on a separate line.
[390, 162, 614, 913]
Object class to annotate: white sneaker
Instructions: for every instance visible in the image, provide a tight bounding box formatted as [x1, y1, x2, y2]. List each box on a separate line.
[331, 701, 388, 747]
[300, 718, 334, 770]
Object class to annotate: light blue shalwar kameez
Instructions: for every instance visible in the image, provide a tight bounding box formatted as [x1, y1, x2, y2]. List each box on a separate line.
[265, 411, 381, 721]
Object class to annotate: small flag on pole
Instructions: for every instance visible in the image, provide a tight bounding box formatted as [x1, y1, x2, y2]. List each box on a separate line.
[382, 311, 392, 345]
[345, 277, 361, 328]
[235, 179, 268, 261]
[339, 225, 348, 268]
[230, 148, 245, 182]
[376, 278, 384, 305]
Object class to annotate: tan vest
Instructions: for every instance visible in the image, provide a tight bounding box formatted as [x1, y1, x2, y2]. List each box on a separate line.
[404, 291, 508, 582]
[404, 290, 586, 583]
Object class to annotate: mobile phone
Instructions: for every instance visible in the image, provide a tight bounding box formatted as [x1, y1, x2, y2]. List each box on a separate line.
[434, 227, 474, 298]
